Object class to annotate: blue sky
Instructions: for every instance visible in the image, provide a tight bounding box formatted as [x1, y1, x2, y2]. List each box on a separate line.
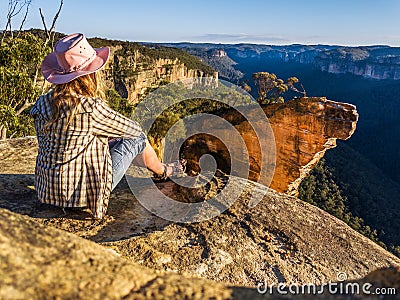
[1, 0, 400, 46]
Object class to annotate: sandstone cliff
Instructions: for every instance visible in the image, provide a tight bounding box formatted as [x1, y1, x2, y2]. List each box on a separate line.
[183, 97, 358, 196]
[184, 48, 244, 81]
[163, 43, 400, 80]
[100, 43, 218, 104]
[314, 47, 400, 80]
[0, 137, 399, 299]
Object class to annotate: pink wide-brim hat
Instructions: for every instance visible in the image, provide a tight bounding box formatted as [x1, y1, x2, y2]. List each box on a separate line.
[41, 33, 110, 84]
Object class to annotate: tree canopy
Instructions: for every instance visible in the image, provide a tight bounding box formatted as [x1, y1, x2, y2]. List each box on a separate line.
[252, 71, 305, 104]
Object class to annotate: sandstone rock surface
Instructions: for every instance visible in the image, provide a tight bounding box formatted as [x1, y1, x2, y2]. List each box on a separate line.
[0, 208, 264, 300]
[1, 138, 399, 299]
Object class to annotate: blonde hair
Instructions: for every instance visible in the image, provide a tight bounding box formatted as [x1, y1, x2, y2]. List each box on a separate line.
[44, 71, 105, 130]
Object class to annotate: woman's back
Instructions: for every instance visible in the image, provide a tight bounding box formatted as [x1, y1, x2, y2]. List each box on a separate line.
[31, 92, 114, 217]
[32, 92, 100, 167]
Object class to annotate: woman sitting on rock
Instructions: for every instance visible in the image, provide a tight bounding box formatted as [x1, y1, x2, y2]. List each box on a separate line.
[30, 33, 185, 219]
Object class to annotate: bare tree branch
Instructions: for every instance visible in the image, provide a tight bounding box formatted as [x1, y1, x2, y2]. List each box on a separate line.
[15, 100, 35, 115]
[39, 0, 64, 47]
[39, 8, 49, 39]
[16, 1, 31, 38]
[48, 0, 63, 36]
[11, 2, 26, 17]
[0, 125, 6, 141]
[2, 0, 31, 43]
[33, 0, 64, 97]
[300, 84, 307, 97]
[1, 1, 17, 42]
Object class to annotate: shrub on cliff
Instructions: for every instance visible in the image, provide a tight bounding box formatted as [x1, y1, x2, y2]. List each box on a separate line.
[139, 81, 253, 147]
[252, 72, 306, 104]
[106, 89, 135, 117]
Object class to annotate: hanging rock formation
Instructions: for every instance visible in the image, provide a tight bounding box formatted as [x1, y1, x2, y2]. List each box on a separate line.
[182, 97, 358, 196]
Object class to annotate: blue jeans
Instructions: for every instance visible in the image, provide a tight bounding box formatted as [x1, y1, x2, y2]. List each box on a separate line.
[108, 133, 147, 191]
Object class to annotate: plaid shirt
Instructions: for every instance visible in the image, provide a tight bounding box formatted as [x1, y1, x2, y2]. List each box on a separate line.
[30, 92, 143, 218]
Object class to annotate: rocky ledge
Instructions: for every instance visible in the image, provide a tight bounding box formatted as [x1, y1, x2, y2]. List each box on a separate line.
[0, 138, 399, 299]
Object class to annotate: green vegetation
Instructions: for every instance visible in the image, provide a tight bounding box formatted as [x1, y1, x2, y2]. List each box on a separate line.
[105, 89, 136, 117]
[299, 159, 381, 244]
[299, 142, 400, 257]
[252, 72, 305, 104]
[0, 32, 49, 139]
[141, 44, 215, 75]
[322, 47, 370, 61]
[185, 48, 244, 81]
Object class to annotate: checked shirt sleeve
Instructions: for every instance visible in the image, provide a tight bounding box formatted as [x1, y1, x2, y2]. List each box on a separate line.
[91, 98, 143, 139]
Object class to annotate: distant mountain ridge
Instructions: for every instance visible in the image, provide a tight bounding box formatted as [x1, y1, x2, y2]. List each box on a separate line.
[154, 42, 400, 80]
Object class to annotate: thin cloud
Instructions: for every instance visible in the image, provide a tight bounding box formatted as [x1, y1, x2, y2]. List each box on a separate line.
[380, 35, 400, 43]
[302, 35, 328, 40]
[188, 33, 290, 43]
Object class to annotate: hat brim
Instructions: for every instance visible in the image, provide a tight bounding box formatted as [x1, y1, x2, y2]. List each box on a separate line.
[41, 47, 110, 84]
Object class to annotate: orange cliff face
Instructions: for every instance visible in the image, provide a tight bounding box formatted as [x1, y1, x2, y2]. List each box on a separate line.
[181, 97, 358, 195]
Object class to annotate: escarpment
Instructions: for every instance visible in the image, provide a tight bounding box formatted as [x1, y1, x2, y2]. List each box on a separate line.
[100, 43, 218, 104]
[182, 97, 358, 196]
[168, 43, 400, 80]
